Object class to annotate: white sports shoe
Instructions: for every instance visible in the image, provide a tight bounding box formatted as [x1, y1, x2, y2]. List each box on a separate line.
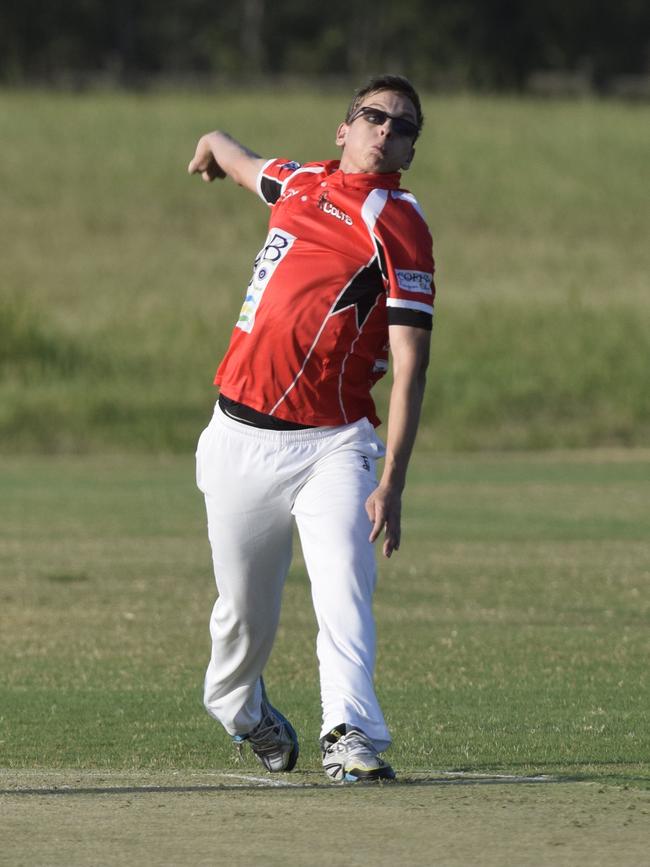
[321, 725, 395, 782]
[233, 680, 299, 773]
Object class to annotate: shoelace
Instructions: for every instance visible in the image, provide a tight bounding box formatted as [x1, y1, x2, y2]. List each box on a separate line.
[248, 715, 287, 756]
[330, 730, 376, 758]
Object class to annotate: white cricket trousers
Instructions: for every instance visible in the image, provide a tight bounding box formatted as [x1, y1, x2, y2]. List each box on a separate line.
[195, 402, 391, 751]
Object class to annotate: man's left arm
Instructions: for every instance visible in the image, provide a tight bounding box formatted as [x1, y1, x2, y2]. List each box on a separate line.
[366, 324, 431, 558]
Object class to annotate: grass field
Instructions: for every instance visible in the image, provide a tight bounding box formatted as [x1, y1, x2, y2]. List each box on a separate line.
[1, 88, 649, 863]
[1, 450, 649, 863]
[1, 89, 649, 451]
[2, 450, 649, 777]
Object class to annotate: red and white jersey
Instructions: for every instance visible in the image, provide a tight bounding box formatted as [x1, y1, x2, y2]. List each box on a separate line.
[215, 158, 435, 427]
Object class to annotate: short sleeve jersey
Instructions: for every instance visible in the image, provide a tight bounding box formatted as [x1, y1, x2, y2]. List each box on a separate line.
[214, 158, 435, 427]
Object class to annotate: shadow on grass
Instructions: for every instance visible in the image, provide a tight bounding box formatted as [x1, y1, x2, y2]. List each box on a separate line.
[2, 774, 586, 797]
[5, 761, 649, 796]
[448, 761, 650, 791]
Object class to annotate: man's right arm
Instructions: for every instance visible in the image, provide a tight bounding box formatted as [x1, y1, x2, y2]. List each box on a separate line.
[187, 131, 267, 194]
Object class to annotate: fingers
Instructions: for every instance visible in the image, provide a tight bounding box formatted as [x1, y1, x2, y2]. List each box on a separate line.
[188, 135, 216, 178]
[369, 510, 384, 544]
[187, 156, 213, 179]
[365, 495, 379, 534]
[187, 147, 209, 175]
[366, 493, 385, 543]
[203, 160, 226, 181]
[366, 490, 401, 558]
[382, 520, 400, 559]
[188, 157, 226, 183]
[188, 159, 211, 179]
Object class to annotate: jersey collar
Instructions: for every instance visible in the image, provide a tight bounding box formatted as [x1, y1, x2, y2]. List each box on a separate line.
[326, 162, 402, 190]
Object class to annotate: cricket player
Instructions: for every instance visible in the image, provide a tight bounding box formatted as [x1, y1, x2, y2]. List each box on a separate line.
[189, 74, 435, 782]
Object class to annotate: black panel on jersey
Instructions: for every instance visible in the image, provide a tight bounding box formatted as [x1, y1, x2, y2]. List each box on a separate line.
[375, 238, 388, 279]
[260, 175, 283, 204]
[387, 308, 433, 330]
[332, 259, 384, 329]
[218, 394, 314, 430]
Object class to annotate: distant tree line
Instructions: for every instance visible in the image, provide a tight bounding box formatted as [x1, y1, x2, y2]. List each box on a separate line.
[1, 0, 649, 90]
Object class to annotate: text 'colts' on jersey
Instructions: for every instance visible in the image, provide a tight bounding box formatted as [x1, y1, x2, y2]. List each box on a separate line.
[215, 158, 436, 428]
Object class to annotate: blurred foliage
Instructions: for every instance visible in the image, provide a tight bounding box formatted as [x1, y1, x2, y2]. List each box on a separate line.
[1, 0, 649, 89]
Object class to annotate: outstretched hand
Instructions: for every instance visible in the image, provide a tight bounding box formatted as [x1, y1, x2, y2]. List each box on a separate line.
[366, 483, 402, 558]
[188, 135, 227, 182]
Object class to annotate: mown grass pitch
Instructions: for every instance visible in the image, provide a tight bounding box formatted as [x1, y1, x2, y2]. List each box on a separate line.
[1, 450, 649, 864]
[2, 771, 649, 867]
[1, 450, 648, 781]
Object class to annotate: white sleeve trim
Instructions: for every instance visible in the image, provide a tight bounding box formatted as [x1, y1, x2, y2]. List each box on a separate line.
[386, 298, 434, 315]
[391, 189, 428, 222]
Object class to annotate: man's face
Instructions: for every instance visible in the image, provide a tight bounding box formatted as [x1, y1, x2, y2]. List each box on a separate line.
[336, 90, 418, 174]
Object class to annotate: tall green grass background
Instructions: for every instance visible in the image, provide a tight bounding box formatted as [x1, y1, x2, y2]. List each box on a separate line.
[1, 89, 649, 452]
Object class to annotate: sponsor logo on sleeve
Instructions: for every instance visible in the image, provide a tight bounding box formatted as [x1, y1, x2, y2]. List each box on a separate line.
[395, 269, 433, 295]
[281, 161, 301, 171]
[279, 187, 299, 202]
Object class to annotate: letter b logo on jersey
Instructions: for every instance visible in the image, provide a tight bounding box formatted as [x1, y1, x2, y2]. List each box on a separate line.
[237, 229, 296, 333]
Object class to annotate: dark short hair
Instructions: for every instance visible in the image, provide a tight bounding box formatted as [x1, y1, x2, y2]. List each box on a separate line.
[345, 74, 424, 139]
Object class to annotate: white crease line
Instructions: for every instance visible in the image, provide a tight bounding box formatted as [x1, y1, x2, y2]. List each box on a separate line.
[0, 769, 561, 788]
[220, 773, 300, 787]
[422, 771, 556, 782]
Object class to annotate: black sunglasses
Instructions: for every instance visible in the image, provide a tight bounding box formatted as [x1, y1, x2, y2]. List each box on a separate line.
[349, 107, 419, 139]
